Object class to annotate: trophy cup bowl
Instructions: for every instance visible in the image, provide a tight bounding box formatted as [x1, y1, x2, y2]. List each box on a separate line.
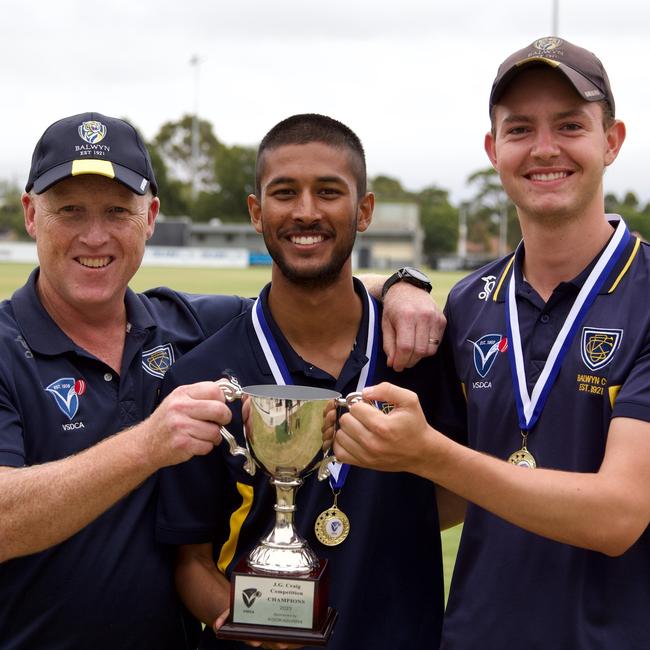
[215, 380, 361, 645]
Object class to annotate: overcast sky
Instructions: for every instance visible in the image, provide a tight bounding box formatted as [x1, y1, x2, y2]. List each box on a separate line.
[2, 0, 648, 206]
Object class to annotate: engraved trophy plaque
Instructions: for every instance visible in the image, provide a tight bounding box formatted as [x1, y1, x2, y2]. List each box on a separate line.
[215, 381, 361, 646]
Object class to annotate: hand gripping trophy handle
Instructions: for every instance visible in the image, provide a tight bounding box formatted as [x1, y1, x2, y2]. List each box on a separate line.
[216, 378, 256, 476]
[316, 391, 365, 481]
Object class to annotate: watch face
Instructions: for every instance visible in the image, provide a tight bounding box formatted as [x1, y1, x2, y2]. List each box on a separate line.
[382, 266, 432, 298]
[402, 267, 430, 283]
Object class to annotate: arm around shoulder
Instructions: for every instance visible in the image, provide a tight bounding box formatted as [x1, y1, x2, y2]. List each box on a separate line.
[357, 272, 446, 371]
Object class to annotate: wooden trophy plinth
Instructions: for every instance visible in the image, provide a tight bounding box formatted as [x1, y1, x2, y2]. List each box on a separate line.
[216, 558, 337, 646]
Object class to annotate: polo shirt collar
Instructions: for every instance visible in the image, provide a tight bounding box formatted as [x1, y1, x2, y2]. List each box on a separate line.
[252, 278, 372, 389]
[12, 268, 156, 355]
[491, 215, 640, 303]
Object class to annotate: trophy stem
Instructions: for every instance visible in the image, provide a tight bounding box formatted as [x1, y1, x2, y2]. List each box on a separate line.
[247, 473, 319, 575]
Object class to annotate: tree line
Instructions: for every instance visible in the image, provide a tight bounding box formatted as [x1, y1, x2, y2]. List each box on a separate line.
[1, 115, 648, 261]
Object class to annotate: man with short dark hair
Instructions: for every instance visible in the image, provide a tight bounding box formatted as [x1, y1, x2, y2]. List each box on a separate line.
[332, 38, 650, 648]
[0, 112, 444, 649]
[156, 114, 460, 649]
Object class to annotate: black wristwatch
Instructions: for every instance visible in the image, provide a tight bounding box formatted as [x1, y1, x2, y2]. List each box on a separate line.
[381, 267, 432, 298]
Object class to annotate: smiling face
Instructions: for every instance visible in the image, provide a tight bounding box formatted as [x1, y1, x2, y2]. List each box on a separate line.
[485, 66, 625, 226]
[249, 141, 373, 289]
[23, 174, 158, 318]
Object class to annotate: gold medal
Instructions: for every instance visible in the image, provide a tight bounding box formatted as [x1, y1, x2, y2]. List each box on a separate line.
[315, 506, 350, 546]
[315, 492, 350, 546]
[508, 431, 536, 468]
[508, 446, 537, 468]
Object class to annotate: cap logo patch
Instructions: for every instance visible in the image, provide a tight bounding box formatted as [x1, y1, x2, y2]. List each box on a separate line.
[78, 120, 107, 144]
[142, 343, 175, 378]
[45, 377, 86, 421]
[581, 327, 622, 371]
[534, 37, 563, 53]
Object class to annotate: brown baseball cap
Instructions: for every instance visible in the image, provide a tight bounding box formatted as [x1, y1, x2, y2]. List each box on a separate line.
[489, 36, 615, 117]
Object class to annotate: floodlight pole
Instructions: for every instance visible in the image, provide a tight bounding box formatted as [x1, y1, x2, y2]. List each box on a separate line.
[189, 54, 201, 200]
[552, 0, 559, 36]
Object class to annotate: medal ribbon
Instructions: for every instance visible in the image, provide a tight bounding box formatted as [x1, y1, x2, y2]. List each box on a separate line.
[251, 285, 379, 490]
[506, 217, 630, 432]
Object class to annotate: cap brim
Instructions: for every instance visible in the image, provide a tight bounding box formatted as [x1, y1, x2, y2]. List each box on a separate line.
[491, 56, 606, 110]
[31, 160, 151, 195]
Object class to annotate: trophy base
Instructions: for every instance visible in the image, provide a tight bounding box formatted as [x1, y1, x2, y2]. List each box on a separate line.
[216, 606, 338, 646]
[215, 558, 336, 645]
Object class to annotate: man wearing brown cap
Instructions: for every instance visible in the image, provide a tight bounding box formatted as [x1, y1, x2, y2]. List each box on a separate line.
[330, 37, 650, 647]
[0, 112, 443, 649]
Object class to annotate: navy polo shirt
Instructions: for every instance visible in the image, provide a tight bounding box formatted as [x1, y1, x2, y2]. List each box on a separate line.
[439, 224, 650, 649]
[157, 280, 457, 650]
[0, 269, 248, 650]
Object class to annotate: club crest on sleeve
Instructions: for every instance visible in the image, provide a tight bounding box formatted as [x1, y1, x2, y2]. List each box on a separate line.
[468, 334, 507, 378]
[581, 327, 622, 371]
[45, 377, 86, 421]
[78, 120, 107, 144]
[142, 344, 175, 378]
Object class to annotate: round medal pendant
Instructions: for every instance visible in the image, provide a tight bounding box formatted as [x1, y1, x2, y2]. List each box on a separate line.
[508, 447, 537, 469]
[315, 507, 350, 546]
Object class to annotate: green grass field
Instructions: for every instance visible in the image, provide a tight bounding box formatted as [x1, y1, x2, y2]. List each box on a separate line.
[0, 261, 464, 601]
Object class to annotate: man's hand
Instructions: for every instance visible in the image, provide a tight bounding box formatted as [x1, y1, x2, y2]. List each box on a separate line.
[213, 609, 303, 649]
[135, 381, 232, 471]
[382, 282, 446, 371]
[333, 383, 434, 474]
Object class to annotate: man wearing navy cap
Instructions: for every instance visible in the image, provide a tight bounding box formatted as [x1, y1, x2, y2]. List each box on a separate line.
[0, 112, 443, 649]
[331, 37, 650, 647]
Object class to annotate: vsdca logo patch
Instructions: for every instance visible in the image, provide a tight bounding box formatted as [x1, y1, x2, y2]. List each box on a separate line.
[45, 377, 86, 421]
[468, 334, 508, 378]
[241, 588, 262, 608]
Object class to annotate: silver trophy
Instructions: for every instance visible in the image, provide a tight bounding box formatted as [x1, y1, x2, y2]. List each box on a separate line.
[218, 380, 362, 572]
[215, 379, 362, 644]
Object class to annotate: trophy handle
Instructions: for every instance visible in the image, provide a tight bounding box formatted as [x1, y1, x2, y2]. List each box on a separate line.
[317, 391, 366, 481]
[216, 378, 257, 476]
[317, 455, 334, 481]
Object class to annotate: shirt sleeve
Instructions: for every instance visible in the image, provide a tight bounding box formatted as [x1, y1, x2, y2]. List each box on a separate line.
[176, 292, 252, 338]
[142, 287, 252, 341]
[0, 378, 25, 467]
[429, 299, 468, 445]
[611, 332, 650, 423]
[156, 450, 233, 545]
[155, 345, 238, 546]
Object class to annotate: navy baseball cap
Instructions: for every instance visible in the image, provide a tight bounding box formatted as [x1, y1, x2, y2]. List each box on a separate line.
[26, 112, 158, 195]
[489, 37, 615, 117]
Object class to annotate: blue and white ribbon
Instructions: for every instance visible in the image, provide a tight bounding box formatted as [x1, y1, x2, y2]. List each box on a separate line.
[251, 286, 379, 488]
[506, 217, 630, 432]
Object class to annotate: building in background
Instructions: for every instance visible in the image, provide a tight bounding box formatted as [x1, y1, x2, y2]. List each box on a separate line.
[149, 201, 423, 269]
